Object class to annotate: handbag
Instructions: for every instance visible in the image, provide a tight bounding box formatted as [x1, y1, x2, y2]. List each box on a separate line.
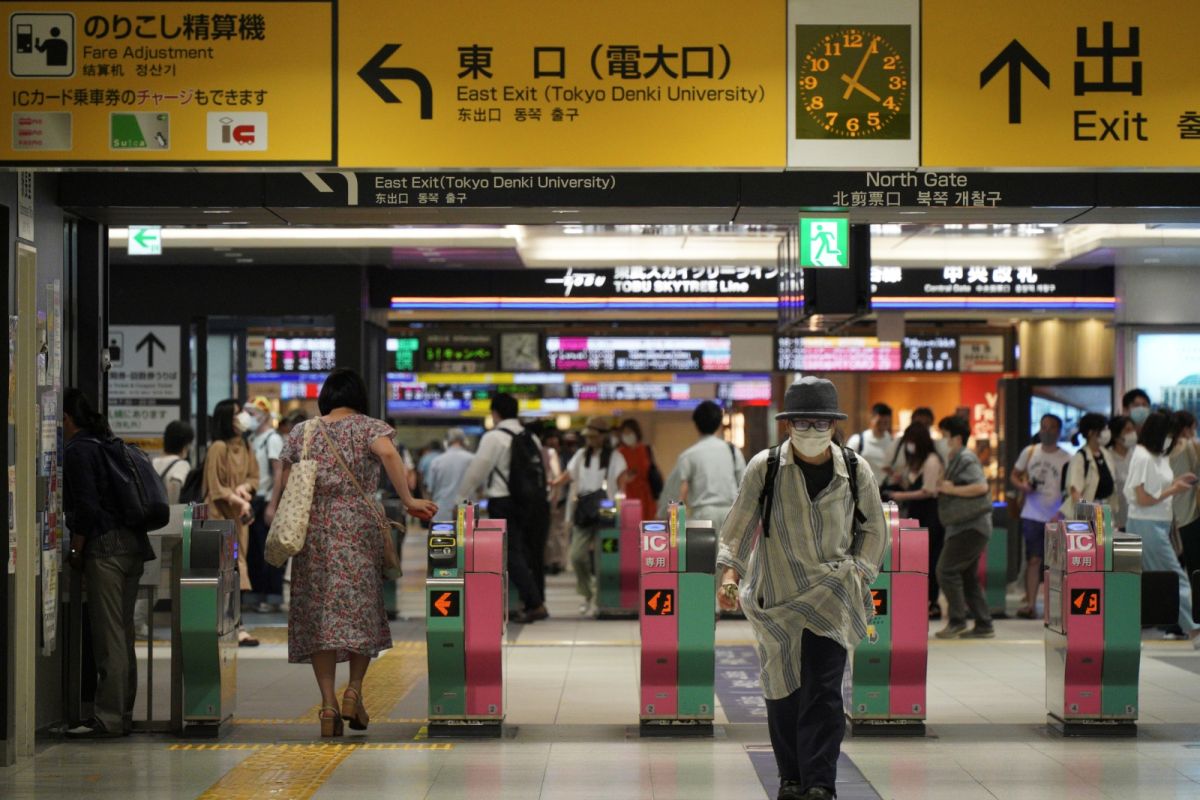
[318, 420, 405, 580]
[938, 451, 994, 527]
[574, 488, 607, 529]
[264, 422, 317, 567]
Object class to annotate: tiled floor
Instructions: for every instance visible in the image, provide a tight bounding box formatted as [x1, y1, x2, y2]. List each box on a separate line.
[5, 532, 1200, 799]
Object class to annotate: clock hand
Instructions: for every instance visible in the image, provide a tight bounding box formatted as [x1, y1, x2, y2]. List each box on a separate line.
[840, 37, 882, 102]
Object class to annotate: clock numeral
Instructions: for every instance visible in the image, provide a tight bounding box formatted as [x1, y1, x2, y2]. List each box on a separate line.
[869, 38, 880, 54]
[883, 55, 900, 71]
[883, 96, 899, 111]
[843, 32, 863, 48]
[847, 117, 860, 133]
[808, 96, 825, 111]
[868, 112, 881, 128]
[889, 76, 906, 90]
[825, 111, 839, 128]
[807, 56, 831, 73]
[824, 41, 842, 57]
[801, 76, 818, 90]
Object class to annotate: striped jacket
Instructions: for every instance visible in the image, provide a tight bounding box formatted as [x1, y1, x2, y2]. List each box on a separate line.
[717, 443, 889, 699]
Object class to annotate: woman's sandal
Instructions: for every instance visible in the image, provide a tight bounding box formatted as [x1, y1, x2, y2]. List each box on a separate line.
[341, 686, 369, 731]
[319, 706, 344, 738]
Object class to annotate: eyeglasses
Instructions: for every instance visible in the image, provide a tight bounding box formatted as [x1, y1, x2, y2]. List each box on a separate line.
[788, 418, 833, 432]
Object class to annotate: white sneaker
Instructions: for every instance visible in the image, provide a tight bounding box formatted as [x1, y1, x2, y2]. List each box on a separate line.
[578, 602, 591, 615]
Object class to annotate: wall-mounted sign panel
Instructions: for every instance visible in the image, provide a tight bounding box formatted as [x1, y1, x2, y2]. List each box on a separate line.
[338, 0, 785, 168]
[259, 337, 335, 373]
[787, 0, 920, 168]
[420, 333, 497, 373]
[777, 336, 901, 372]
[901, 335, 957, 372]
[546, 337, 732, 373]
[870, 266, 1115, 311]
[924, 0, 1200, 167]
[2, 1, 335, 165]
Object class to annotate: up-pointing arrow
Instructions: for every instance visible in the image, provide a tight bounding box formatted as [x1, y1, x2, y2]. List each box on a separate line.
[136, 331, 167, 368]
[980, 39, 1050, 124]
[358, 44, 433, 119]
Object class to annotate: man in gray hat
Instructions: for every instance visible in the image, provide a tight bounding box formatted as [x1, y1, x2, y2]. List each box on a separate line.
[717, 377, 889, 800]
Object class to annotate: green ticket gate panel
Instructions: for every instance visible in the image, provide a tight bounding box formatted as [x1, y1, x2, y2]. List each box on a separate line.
[180, 513, 239, 737]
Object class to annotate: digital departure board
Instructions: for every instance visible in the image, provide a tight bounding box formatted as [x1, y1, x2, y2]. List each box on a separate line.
[420, 333, 498, 373]
[901, 336, 959, 372]
[776, 337, 901, 372]
[546, 337, 732, 372]
[262, 337, 336, 373]
[388, 337, 420, 372]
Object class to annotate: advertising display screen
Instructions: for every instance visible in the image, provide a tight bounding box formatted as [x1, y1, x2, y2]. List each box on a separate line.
[776, 337, 901, 372]
[1136, 333, 1200, 417]
[546, 337, 732, 372]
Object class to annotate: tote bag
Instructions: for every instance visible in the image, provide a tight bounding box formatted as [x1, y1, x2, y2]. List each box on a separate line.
[265, 422, 317, 567]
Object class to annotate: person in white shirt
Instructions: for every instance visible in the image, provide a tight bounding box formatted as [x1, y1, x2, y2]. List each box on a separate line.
[455, 393, 549, 623]
[427, 428, 474, 522]
[846, 403, 894, 484]
[668, 400, 746, 528]
[553, 417, 628, 615]
[1125, 411, 1200, 646]
[1010, 414, 1072, 619]
[242, 398, 285, 613]
[1106, 415, 1137, 530]
[152, 420, 194, 505]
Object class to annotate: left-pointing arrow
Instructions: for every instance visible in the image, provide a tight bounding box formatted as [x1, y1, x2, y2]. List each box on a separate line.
[358, 44, 433, 119]
[434, 591, 453, 616]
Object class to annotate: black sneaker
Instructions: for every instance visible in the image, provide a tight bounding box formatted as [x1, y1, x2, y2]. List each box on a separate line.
[65, 717, 120, 739]
[928, 603, 942, 620]
[777, 780, 805, 800]
[961, 626, 996, 639]
[801, 788, 835, 800]
[935, 622, 968, 639]
[524, 605, 550, 623]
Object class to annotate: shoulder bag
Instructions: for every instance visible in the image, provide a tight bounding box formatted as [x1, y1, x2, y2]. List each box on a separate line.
[938, 450, 994, 527]
[318, 420, 405, 580]
[264, 422, 317, 567]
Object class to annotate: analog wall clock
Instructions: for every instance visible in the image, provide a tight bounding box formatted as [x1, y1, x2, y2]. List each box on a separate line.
[500, 332, 541, 371]
[795, 25, 912, 140]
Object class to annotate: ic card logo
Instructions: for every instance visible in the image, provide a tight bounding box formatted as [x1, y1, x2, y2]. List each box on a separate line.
[206, 112, 268, 151]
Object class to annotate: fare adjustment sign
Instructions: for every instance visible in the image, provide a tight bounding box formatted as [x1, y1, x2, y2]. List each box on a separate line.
[339, 0, 785, 168]
[3, 1, 334, 164]
[923, 0, 1200, 167]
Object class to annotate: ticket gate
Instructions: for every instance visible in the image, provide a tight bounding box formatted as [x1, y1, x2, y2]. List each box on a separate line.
[1044, 503, 1144, 736]
[639, 503, 717, 737]
[596, 495, 643, 619]
[179, 511, 239, 737]
[426, 503, 507, 738]
[980, 504, 1011, 617]
[845, 505, 929, 736]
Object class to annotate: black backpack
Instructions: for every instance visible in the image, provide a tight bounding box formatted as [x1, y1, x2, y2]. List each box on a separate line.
[495, 427, 550, 517]
[173, 457, 206, 505]
[757, 444, 866, 552]
[99, 437, 170, 532]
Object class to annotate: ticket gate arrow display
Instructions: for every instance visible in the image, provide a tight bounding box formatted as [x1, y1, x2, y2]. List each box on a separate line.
[432, 590, 459, 617]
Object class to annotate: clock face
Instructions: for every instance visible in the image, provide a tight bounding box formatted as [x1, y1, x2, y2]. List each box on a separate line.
[795, 25, 911, 140]
[500, 332, 540, 371]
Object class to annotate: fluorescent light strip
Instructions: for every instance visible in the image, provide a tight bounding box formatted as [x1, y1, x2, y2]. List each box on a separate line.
[872, 297, 1116, 311]
[390, 296, 777, 311]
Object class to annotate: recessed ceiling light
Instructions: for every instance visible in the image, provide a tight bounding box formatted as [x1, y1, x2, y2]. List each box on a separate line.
[235, 258, 253, 264]
[203, 209, 233, 215]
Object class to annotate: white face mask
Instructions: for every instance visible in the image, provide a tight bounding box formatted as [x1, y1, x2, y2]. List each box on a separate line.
[235, 410, 256, 432]
[791, 428, 833, 458]
[1122, 431, 1138, 449]
[620, 433, 637, 447]
[905, 443, 917, 455]
[1098, 428, 1112, 446]
[1164, 437, 1176, 454]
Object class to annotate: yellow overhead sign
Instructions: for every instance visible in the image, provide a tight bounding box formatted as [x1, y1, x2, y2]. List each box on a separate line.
[923, 0, 1200, 167]
[338, 0, 785, 168]
[2, 1, 334, 164]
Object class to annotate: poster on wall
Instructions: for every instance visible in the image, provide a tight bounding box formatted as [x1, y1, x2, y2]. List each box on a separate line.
[959, 335, 1006, 373]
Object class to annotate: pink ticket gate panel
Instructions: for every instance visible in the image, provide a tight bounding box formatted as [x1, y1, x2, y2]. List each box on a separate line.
[844, 505, 929, 736]
[1045, 503, 1143, 737]
[426, 504, 507, 738]
[639, 504, 718, 737]
[596, 496, 643, 618]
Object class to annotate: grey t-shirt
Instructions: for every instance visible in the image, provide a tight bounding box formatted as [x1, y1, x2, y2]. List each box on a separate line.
[942, 447, 992, 539]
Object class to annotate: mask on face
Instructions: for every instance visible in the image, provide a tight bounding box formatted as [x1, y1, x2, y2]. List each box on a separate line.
[1098, 428, 1112, 447]
[1130, 406, 1151, 426]
[1164, 437, 1176, 454]
[620, 433, 637, 447]
[905, 443, 917, 455]
[1122, 431, 1138, 449]
[236, 410, 255, 432]
[791, 429, 833, 458]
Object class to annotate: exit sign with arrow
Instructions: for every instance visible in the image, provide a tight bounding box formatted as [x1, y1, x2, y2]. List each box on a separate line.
[127, 225, 163, 256]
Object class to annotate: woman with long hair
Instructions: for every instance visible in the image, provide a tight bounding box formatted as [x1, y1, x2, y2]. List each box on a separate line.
[1064, 412, 1119, 519]
[204, 398, 261, 646]
[887, 423, 946, 620]
[274, 368, 436, 736]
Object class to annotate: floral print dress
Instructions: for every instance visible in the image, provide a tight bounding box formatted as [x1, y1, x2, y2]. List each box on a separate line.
[280, 414, 396, 664]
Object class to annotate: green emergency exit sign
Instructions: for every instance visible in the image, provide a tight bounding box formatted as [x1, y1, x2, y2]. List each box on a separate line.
[127, 225, 162, 256]
[799, 216, 849, 269]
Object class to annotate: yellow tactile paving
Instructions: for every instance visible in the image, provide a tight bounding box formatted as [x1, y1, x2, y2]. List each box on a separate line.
[295, 641, 427, 723]
[234, 718, 425, 725]
[172, 743, 451, 752]
[195, 743, 355, 799]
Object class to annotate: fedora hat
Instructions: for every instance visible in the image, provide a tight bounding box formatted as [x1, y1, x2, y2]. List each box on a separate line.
[775, 377, 848, 421]
[584, 416, 612, 434]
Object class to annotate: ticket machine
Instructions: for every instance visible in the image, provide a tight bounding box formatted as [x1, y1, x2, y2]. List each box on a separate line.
[180, 510, 238, 737]
[845, 505, 929, 736]
[639, 503, 717, 737]
[1044, 503, 1143, 736]
[596, 496, 643, 618]
[426, 504, 507, 738]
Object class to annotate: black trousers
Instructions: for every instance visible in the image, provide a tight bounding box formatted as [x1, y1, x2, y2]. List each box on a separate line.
[488, 497, 544, 610]
[248, 496, 284, 600]
[524, 508, 550, 599]
[765, 629, 848, 793]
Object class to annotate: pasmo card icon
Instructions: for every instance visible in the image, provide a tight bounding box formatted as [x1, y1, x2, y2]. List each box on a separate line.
[206, 113, 267, 151]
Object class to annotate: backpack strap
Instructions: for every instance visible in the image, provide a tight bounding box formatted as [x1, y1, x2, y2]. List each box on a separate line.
[488, 427, 518, 491]
[842, 446, 868, 556]
[158, 457, 183, 479]
[757, 443, 783, 538]
[856, 431, 868, 454]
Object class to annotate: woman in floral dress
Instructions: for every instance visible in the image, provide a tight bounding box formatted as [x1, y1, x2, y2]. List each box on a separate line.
[277, 368, 436, 737]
